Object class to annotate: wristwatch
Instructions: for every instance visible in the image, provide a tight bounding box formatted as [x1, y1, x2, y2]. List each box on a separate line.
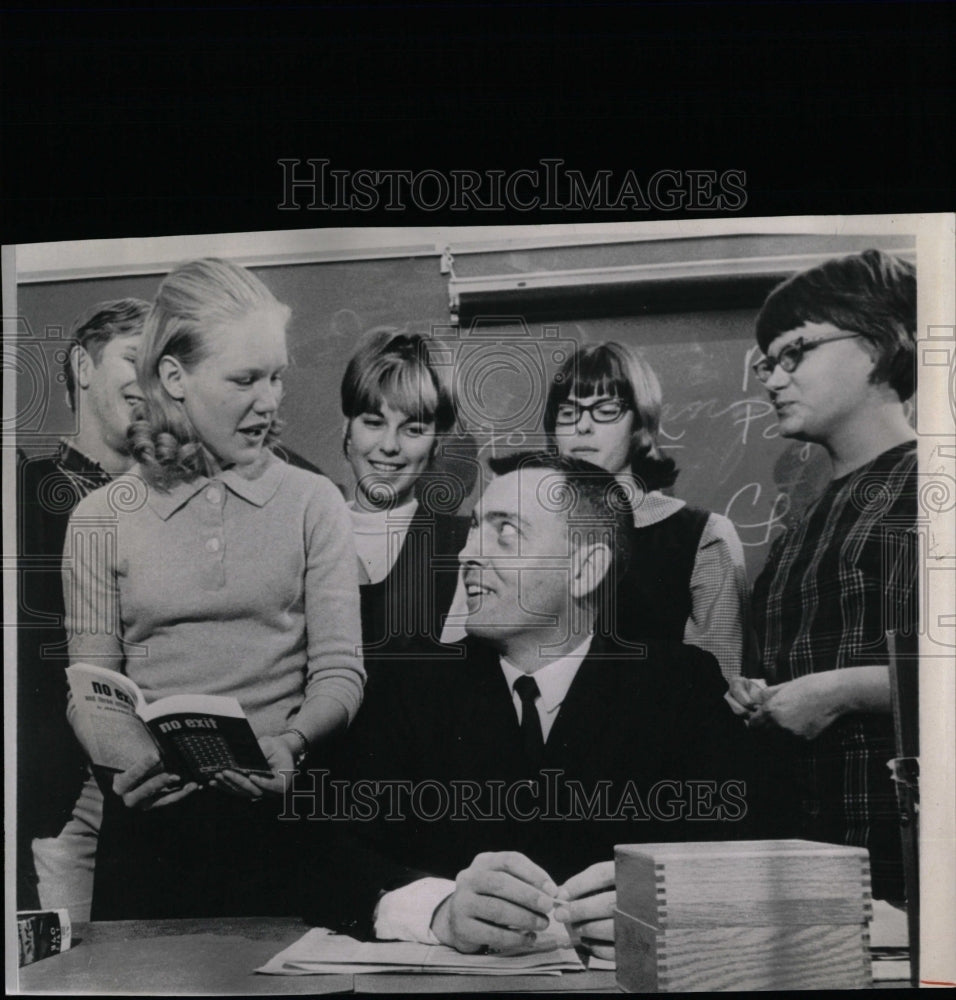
[282, 728, 310, 768]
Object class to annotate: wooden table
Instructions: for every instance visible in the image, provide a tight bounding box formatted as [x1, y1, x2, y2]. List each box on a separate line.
[15, 917, 618, 994]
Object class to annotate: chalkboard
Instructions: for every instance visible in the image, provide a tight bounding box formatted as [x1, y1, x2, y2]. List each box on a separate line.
[13, 234, 913, 582]
[420, 310, 839, 582]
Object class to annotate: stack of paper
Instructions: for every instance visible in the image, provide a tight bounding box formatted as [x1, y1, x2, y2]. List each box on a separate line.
[257, 927, 584, 976]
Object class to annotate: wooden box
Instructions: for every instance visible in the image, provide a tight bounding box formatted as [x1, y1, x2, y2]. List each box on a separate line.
[614, 840, 873, 992]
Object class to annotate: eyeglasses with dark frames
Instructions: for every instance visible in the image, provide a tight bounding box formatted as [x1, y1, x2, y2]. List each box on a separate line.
[752, 333, 863, 384]
[554, 398, 631, 425]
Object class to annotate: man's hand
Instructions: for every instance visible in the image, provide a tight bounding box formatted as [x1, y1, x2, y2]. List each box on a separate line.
[430, 852, 558, 954]
[724, 676, 769, 717]
[747, 672, 843, 739]
[113, 753, 199, 810]
[553, 861, 615, 961]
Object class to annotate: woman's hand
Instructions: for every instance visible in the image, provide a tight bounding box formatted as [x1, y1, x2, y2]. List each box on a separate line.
[747, 673, 843, 740]
[211, 734, 294, 798]
[724, 676, 769, 717]
[113, 753, 199, 810]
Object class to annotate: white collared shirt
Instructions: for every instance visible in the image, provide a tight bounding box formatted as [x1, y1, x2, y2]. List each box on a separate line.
[499, 636, 594, 742]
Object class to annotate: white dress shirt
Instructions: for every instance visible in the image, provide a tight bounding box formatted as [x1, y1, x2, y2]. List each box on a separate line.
[498, 637, 593, 741]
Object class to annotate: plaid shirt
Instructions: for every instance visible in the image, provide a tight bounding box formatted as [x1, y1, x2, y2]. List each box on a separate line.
[18, 440, 113, 627]
[751, 440, 918, 900]
[52, 439, 113, 496]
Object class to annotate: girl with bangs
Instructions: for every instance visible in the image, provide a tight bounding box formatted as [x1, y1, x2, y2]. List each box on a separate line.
[544, 341, 750, 680]
[340, 329, 469, 673]
[64, 258, 364, 918]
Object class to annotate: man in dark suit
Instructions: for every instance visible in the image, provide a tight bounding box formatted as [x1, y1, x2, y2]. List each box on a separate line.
[304, 452, 751, 959]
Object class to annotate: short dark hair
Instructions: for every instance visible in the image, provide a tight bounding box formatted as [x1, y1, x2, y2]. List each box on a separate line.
[64, 298, 151, 411]
[487, 451, 632, 589]
[340, 328, 457, 434]
[543, 342, 678, 490]
[755, 249, 916, 401]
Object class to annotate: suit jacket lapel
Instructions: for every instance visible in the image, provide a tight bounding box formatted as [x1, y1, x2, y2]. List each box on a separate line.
[449, 638, 526, 774]
[455, 635, 651, 773]
[544, 634, 636, 765]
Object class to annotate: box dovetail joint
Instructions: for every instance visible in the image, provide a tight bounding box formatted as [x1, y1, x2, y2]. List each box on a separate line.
[614, 840, 874, 992]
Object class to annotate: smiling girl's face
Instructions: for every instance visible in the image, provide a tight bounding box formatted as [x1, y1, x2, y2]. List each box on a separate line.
[346, 398, 436, 508]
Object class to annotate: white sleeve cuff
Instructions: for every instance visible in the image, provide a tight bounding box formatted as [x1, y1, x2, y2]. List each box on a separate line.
[373, 877, 457, 943]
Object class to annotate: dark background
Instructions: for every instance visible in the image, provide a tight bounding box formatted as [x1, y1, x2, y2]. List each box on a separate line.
[1, 1, 953, 245]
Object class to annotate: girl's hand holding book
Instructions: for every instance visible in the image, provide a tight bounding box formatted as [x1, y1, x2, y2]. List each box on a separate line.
[113, 753, 199, 810]
[211, 734, 294, 798]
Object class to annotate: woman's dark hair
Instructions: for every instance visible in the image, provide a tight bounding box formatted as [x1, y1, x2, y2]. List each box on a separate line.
[755, 249, 916, 402]
[544, 341, 678, 490]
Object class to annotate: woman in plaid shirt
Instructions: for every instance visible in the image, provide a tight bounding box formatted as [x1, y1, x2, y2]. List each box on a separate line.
[729, 250, 918, 902]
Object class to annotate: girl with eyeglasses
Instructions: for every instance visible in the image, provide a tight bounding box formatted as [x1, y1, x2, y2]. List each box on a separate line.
[544, 341, 750, 680]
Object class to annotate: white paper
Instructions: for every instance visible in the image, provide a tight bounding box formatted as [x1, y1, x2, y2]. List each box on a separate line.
[256, 926, 584, 976]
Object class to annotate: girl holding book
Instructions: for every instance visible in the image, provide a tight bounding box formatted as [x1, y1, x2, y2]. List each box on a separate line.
[64, 258, 364, 918]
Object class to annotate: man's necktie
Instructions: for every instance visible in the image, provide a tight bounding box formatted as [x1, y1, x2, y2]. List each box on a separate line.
[514, 674, 545, 770]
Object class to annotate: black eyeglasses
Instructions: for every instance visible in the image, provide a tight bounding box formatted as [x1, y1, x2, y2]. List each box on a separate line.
[752, 333, 863, 383]
[554, 398, 630, 426]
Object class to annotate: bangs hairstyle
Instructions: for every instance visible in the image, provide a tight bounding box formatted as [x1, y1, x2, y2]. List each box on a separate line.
[340, 328, 457, 433]
[544, 341, 678, 491]
[755, 249, 917, 401]
[131, 257, 291, 488]
[64, 298, 151, 411]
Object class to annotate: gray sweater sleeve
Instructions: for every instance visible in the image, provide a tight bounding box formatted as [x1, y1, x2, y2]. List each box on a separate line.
[301, 475, 366, 725]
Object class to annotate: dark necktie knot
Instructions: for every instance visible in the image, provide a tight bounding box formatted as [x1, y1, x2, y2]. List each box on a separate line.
[514, 674, 541, 707]
[514, 675, 544, 768]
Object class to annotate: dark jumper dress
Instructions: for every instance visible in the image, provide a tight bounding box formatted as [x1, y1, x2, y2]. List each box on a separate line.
[603, 505, 710, 648]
